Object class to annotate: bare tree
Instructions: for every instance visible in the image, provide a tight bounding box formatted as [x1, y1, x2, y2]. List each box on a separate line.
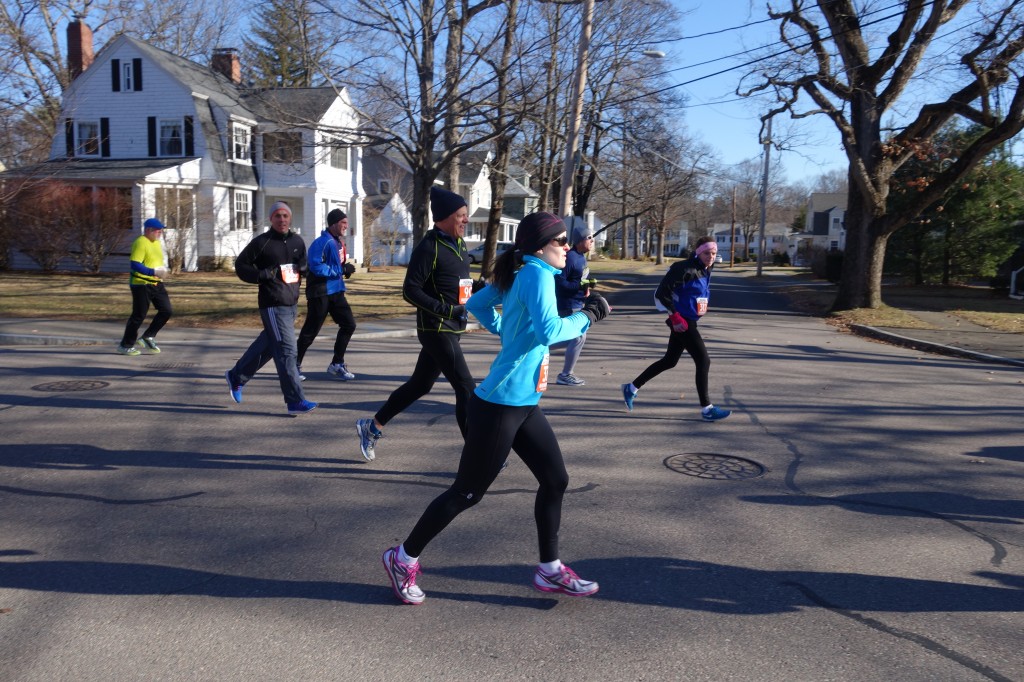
[744, 0, 1024, 310]
[323, 0, 516, 243]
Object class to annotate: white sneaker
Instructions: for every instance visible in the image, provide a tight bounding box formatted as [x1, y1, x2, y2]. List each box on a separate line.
[533, 564, 598, 596]
[382, 547, 425, 604]
[328, 363, 355, 381]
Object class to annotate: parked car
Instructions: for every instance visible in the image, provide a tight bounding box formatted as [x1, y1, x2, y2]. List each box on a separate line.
[468, 241, 513, 264]
[715, 254, 724, 264]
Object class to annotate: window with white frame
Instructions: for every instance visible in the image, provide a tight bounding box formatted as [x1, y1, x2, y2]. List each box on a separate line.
[159, 120, 183, 156]
[232, 124, 252, 162]
[76, 121, 100, 156]
[122, 62, 133, 91]
[328, 138, 349, 170]
[378, 180, 390, 195]
[233, 191, 251, 231]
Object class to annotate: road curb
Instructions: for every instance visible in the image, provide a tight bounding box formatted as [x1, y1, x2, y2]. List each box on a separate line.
[851, 324, 1024, 368]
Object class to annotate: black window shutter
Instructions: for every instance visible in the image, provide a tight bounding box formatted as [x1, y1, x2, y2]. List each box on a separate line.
[111, 59, 121, 91]
[100, 118, 110, 157]
[65, 119, 74, 157]
[184, 116, 194, 156]
[148, 117, 157, 157]
[132, 58, 143, 91]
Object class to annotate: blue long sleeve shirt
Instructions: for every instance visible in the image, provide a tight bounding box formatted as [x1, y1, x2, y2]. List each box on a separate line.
[467, 255, 591, 406]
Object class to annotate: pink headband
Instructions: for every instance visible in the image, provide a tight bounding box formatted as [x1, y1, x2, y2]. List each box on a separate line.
[695, 242, 717, 256]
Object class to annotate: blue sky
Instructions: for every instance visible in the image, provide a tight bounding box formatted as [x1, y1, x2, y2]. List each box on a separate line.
[657, 0, 848, 185]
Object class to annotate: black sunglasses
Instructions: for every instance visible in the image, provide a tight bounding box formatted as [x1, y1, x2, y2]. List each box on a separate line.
[550, 236, 569, 246]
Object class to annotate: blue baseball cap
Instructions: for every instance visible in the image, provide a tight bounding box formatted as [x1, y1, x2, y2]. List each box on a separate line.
[144, 218, 166, 230]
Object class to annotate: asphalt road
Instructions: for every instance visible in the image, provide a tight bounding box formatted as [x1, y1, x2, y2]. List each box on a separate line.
[1, 270, 1022, 681]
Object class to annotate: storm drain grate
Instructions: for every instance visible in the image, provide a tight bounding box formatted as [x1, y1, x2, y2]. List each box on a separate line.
[664, 453, 766, 480]
[32, 380, 110, 392]
[145, 362, 199, 370]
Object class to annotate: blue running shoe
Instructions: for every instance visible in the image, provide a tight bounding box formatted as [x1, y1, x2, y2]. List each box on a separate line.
[356, 418, 382, 461]
[621, 383, 636, 411]
[225, 370, 243, 404]
[701, 405, 731, 421]
[287, 399, 318, 415]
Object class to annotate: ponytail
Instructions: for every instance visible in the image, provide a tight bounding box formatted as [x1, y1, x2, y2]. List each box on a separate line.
[491, 248, 524, 293]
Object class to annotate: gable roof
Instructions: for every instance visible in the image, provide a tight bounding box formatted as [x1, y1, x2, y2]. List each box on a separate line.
[242, 88, 342, 126]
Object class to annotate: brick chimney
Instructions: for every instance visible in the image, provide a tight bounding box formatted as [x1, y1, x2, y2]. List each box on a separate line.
[212, 48, 241, 84]
[67, 19, 95, 80]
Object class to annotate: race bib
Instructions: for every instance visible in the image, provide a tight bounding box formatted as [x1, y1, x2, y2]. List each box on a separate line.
[536, 353, 550, 392]
[280, 263, 299, 284]
[696, 297, 708, 316]
[458, 278, 473, 304]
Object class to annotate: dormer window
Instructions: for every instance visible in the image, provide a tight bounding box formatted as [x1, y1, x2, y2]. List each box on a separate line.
[232, 123, 252, 163]
[378, 180, 390, 194]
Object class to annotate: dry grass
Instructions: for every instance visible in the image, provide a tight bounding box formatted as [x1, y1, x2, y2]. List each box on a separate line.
[779, 273, 1024, 333]
[3, 261, 1021, 334]
[0, 269, 410, 328]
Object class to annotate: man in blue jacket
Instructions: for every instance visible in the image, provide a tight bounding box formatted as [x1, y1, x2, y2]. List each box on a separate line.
[356, 186, 475, 461]
[296, 208, 357, 381]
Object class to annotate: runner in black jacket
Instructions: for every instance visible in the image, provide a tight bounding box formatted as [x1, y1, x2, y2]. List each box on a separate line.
[356, 186, 476, 461]
[225, 201, 316, 415]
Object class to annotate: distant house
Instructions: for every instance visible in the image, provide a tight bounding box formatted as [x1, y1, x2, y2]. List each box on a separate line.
[360, 149, 536, 265]
[805, 192, 848, 252]
[711, 222, 792, 260]
[3, 21, 364, 271]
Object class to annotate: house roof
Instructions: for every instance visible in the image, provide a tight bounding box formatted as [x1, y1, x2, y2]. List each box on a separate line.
[1, 157, 200, 182]
[119, 37, 256, 119]
[501, 174, 537, 198]
[242, 88, 342, 126]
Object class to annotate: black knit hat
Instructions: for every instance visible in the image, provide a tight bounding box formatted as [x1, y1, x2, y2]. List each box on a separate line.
[327, 208, 347, 226]
[514, 212, 567, 253]
[430, 186, 467, 223]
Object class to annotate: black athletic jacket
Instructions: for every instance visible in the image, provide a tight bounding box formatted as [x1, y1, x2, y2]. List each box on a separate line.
[235, 229, 308, 309]
[403, 227, 470, 333]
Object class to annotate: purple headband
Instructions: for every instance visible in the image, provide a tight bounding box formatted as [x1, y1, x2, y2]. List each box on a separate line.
[696, 242, 717, 256]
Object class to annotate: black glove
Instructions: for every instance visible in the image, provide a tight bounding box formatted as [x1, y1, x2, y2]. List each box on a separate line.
[580, 292, 610, 324]
[579, 277, 597, 290]
[471, 278, 487, 293]
[258, 266, 280, 283]
[343, 262, 356, 279]
[450, 304, 467, 321]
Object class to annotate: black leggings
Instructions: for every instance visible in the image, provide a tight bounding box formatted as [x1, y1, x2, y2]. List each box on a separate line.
[296, 291, 357, 366]
[375, 331, 475, 436]
[403, 394, 569, 562]
[121, 283, 172, 347]
[632, 324, 711, 407]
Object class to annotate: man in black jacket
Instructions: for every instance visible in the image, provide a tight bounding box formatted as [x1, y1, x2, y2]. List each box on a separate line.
[356, 186, 475, 460]
[225, 201, 317, 415]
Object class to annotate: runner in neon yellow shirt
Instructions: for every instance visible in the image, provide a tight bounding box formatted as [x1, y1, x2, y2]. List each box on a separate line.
[117, 218, 172, 355]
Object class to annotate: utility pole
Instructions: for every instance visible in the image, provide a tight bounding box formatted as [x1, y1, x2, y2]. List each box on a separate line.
[729, 186, 736, 267]
[757, 116, 772, 276]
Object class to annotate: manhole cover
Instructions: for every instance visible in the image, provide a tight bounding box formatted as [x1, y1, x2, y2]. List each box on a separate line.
[32, 380, 110, 392]
[664, 453, 766, 480]
[145, 362, 198, 370]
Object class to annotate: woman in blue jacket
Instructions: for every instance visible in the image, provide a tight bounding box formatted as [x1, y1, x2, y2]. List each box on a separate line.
[621, 235, 730, 421]
[381, 212, 611, 605]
